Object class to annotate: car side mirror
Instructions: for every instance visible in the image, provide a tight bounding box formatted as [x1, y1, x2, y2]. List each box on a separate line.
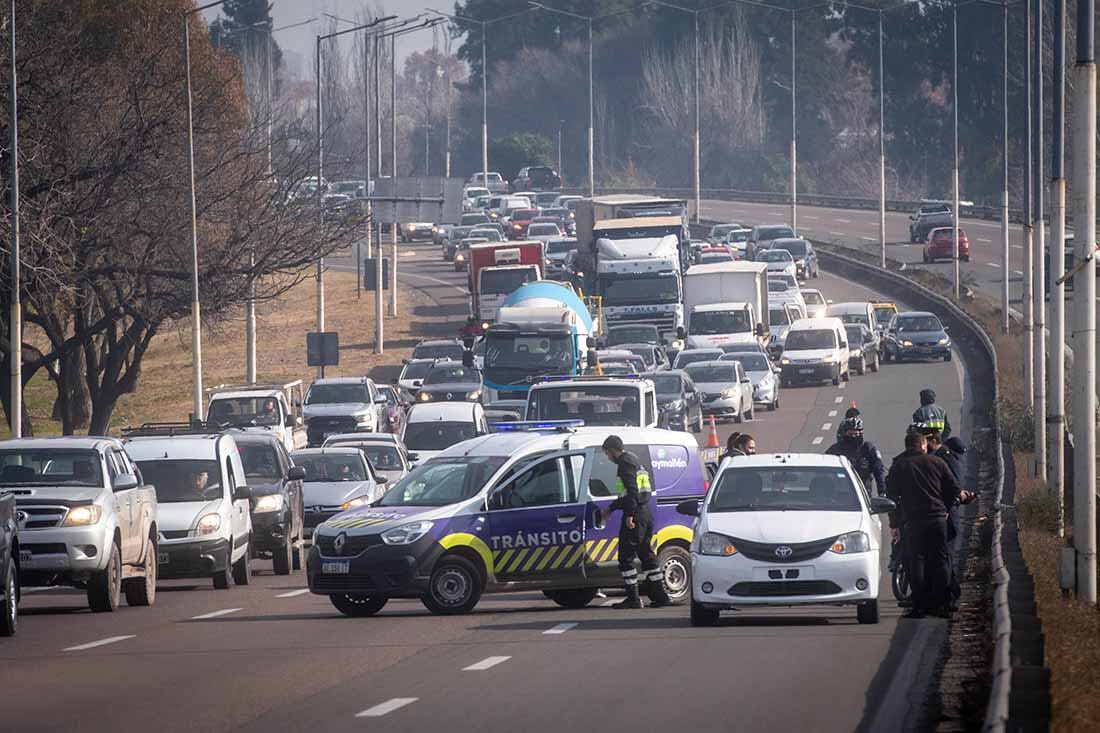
[943, 326, 950, 333]
[412, 380, 422, 388]
[376, 475, 389, 484]
[676, 499, 700, 517]
[233, 485, 253, 502]
[741, 376, 751, 384]
[287, 466, 306, 481]
[113, 473, 139, 491]
[677, 326, 686, 340]
[754, 323, 765, 338]
[869, 496, 896, 515]
[284, 414, 295, 428]
[407, 452, 420, 463]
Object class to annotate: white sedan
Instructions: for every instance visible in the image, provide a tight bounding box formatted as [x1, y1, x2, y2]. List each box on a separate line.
[679, 454, 895, 626]
[757, 248, 797, 278]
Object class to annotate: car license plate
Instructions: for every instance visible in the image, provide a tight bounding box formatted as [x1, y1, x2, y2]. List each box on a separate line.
[322, 561, 350, 574]
[19, 549, 32, 564]
[799, 368, 814, 374]
[158, 552, 169, 565]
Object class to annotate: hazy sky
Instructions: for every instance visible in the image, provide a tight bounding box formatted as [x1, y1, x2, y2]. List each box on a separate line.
[204, 0, 462, 78]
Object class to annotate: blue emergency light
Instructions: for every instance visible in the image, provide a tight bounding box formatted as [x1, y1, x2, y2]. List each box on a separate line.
[492, 419, 586, 433]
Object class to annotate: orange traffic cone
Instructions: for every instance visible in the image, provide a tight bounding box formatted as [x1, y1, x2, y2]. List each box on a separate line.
[707, 416, 721, 448]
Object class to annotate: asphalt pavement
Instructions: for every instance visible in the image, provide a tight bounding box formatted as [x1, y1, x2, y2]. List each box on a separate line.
[2, 236, 972, 732]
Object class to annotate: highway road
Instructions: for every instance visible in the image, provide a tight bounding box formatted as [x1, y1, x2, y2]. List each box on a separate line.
[2, 236, 974, 732]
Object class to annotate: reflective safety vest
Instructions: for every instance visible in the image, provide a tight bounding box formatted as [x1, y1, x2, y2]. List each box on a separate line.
[913, 404, 947, 433]
[615, 469, 653, 496]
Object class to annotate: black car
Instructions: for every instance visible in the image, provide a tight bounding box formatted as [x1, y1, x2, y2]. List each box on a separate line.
[0, 490, 17, 636]
[882, 311, 952, 362]
[511, 165, 561, 191]
[605, 324, 662, 347]
[645, 370, 704, 432]
[412, 339, 465, 362]
[768, 238, 819, 279]
[416, 363, 484, 403]
[844, 323, 880, 376]
[234, 433, 306, 575]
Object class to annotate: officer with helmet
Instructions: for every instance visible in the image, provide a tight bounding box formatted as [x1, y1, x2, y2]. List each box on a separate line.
[599, 435, 673, 609]
[825, 417, 887, 496]
[913, 388, 952, 440]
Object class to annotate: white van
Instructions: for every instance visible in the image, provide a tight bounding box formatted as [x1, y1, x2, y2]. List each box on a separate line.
[826, 302, 881, 354]
[777, 317, 850, 387]
[401, 402, 489, 465]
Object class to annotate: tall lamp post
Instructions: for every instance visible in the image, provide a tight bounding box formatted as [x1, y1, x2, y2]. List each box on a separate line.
[8, 0, 20, 437]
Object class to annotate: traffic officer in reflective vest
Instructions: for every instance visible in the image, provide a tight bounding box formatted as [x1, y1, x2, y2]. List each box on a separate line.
[912, 389, 952, 440]
[600, 435, 673, 609]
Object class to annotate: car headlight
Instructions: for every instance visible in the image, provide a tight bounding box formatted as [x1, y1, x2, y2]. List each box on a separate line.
[355, 413, 374, 425]
[418, 391, 433, 401]
[661, 399, 685, 411]
[901, 340, 914, 347]
[720, 387, 739, 399]
[780, 358, 791, 365]
[431, 226, 439, 234]
[455, 253, 465, 262]
[253, 494, 285, 513]
[340, 495, 372, 511]
[938, 337, 950, 345]
[381, 521, 434, 545]
[406, 223, 416, 231]
[512, 224, 522, 230]
[62, 505, 102, 527]
[829, 531, 870, 554]
[466, 389, 482, 400]
[699, 532, 738, 556]
[196, 513, 222, 536]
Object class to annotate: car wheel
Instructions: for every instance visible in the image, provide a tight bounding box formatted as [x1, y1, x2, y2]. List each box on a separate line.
[657, 545, 691, 605]
[892, 565, 911, 603]
[421, 554, 483, 615]
[842, 368, 850, 382]
[945, 351, 953, 362]
[213, 555, 233, 589]
[857, 599, 880, 625]
[0, 558, 17, 637]
[768, 398, 777, 411]
[232, 538, 252, 586]
[87, 541, 122, 612]
[273, 534, 293, 576]
[123, 535, 157, 607]
[857, 357, 866, 376]
[543, 588, 599, 609]
[870, 354, 880, 372]
[733, 408, 743, 424]
[690, 600, 720, 627]
[330, 593, 388, 617]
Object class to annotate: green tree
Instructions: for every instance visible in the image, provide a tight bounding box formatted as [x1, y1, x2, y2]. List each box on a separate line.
[490, 132, 554, 181]
[210, 0, 282, 74]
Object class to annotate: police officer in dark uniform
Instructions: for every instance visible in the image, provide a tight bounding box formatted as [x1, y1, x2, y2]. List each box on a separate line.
[600, 435, 672, 609]
[824, 417, 887, 495]
[913, 388, 952, 440]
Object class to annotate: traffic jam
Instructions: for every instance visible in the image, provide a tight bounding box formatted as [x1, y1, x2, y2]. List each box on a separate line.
[1, 177, 964, 637]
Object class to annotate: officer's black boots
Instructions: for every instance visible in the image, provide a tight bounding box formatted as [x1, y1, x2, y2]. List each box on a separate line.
[646, 574, 674, 608]
[613, 584, 643, 609]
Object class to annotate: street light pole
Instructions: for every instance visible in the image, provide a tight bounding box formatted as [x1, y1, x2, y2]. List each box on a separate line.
[558, 119, 564, 180]
[693, 11, 700, 223]
[1033, 0, 1047, 477]
[314, 34, 325, 359]
[790, 10, 797, 233]
[1023, 0, 1034, 412]
[1048, 0, 1066, 534]
[184, 11, 207, 420]
[390, 31, 397, 317]
[952, 2, 960, 300]
[878, 10, 886, 268]
[1001, 0, 1010, 332]
[587, 17, 594, 197]
[8, 0, 20, 438]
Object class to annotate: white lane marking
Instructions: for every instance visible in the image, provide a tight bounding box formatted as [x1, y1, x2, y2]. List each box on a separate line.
[987, 262, 1001, 268]
[861, 237, 875, 241]
[834, 396, 843, 403]
[276, 589, 311, 598]
[463, 656, 512, 671]
[977, 237, 992, 243]
[828, 410, 838, 417]
[64, 635, 135, 652]
[951, 348, 966, 408]
[829, 231, 846, 236]
[356, 698, 419, 718]
[822, 423, 833, 431]
[805, 215, 820, 220]
[1013, 270, 1024, 275]
[1012, 244, 1023, 250]
[837, 218, 852, 223]
[838, 381, 847, 389]
[811, 437, 824, 445]
[191, 608, 242, 620]
[544, 622, 578, 635]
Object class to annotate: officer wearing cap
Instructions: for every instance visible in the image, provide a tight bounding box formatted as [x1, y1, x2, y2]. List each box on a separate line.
[600, 435, 672, 609]
[913, 388, 952, 439]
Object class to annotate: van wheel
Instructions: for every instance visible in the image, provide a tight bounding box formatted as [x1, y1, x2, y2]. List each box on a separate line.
[857, 600, 880, 624]
[232, 538, 252, 586]
[770, 397, 779, 411]
[543, 588, 598, 609]
[330, 593, 388, 617]
[0, 558, 17, 636]
[273, 535, 293, 576]
[421, 554, 483, 615]
[213, 548, 233, 589]
[842, 369, 850, 382]
[657, 545, 691, 605]
[690, 600, 719, 627]
[87, 542, 122, 612]
[124, 535, 157, 607]
[944, 352, 952, 362]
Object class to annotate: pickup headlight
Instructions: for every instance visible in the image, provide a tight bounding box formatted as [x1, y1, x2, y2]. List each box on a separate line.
[938, 337, 950, 345]
[829, 531, 870, 554]
[253, 494, 285, 513]
[62, 505, 102, 527]
[381, 521, 434, 545]
[355, 413, 374, 425]
[418, 391, 434, 401]
[455, 253, 465, 262]
[466, 389, 483, 400]
[661, 399, 685, 411]
[720, 387, 739, 399]
[901, 340, 914, 347]
[196, 513, 222, 536]
[340, 495, 372, 511]
[780, 358, 791, 365]
[699, 532, 738, 556]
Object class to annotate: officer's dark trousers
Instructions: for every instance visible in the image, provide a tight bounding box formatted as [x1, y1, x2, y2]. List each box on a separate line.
[906, 517, 949, 613]
[946, 506, 961, 604]
[618, 511, 660, 589]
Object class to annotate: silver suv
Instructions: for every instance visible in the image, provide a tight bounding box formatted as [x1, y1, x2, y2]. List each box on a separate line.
[302, 377, 386, 446]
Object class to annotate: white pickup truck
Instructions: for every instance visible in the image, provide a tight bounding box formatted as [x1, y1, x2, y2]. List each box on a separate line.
[2, 437, 159, 611]
[205, 382, 307, 453]
[524, 377, 659, 428]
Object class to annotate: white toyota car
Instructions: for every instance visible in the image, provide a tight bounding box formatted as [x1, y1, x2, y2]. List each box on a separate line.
[679, 454, 895, 626]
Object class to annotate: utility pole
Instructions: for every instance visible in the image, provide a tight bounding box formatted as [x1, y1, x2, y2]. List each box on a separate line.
[184, 15, 205, 419]
[1048, 0, 1065, 535]
[364, 31, 372, 262]
[587, 17, 595, 197]
[372, 36, 382, 355]
[693, 11, 700, 223]
[878, 10, 886, 268]
[789, 11, 797, 232]
[1070, 0, 1096, 605]
[314, 34, 325, 368]
[8, 0, 20, 438]
[951, 2, 960, 300]
[481, 24, 489, 189]
[1001, 0, 1010, 333]
[1033, 0, 1047, 477]
[390, 32, 398, 318]
[558, 120, 564, 180]
[1023, 0, 1034, 412]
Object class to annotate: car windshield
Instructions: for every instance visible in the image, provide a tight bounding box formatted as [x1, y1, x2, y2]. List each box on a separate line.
[207, 396, 281, 427]
[306, 383, 369, 405]
[238, 443, 281, 480]
[708, 466, 861, 512]
[723, 354, 770, 372]
[599, 273, 680, 306]
[873, 306, 897, 323]
[449, 226, 474, 240]
[481, 267, 537, 295]
[769, 308, 791, 326]
[403, 421, 479, 451]
[527, 386, 642, 425]
[402, 361, 435, 381]
[546, 240, 576, 255]
[292, 453, 367, 482]
[691, 310, 751, 335]
[897, 316, 943, 332]
[325, 440, 404, 471]
[725, 230, 750, 243]
[845, 326, 865, 344]
[413, 343, 464, 360]
[760, 249, 793, 263]
[136, 459, 222, 503]
[378, 456, 506, 507]
[647, 373, 683, 395]
[685, 364, 736, 383]
[835, 313, 870, 327]
[424, 365, 481, 385]
[785, 329, 837, 350]
[803, 291, 826, 306]
[674, 351, 722, 368]
[541, 208, 568, 218]
[772, 274, 798, 288]
[607, 326, 658, 345]
[756, 226, 794, 241]
[0, 449, 104, 487]
[711, 224, 740, 237]
[461, 214, 489, 225]
[622, 346, 655, 366]
[471, 229, 502, 242]
[767, 280, 790, 293]
[528, 224, 561, 236]
[773, 241, 807, 257]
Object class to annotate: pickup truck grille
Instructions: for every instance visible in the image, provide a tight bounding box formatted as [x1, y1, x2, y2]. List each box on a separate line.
[17, 505, 68, 529]
[606, 310, 678, 333]
[307, 417, 360, 443]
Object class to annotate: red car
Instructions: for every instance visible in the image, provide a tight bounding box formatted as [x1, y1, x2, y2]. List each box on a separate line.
[923, 227, 970, 263]
[506, 208, 539, 239]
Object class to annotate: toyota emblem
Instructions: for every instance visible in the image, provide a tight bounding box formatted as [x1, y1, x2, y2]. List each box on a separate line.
[333, 532, 347, 556]
[15, 510, 28, 527]
[774, 545, 793, 559]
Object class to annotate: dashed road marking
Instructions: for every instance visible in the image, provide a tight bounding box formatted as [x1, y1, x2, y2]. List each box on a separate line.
[822, 423, 832, 431]
[828, 410, 838, 417]
[64, 635, 135, 652]
[829, 231, 845, 236]
[1013, 270, 1024, 275]
[544, 622, 578, 635]
[805, 215, 820, 220]
[839, 381, 847, 389]
[191, 608, 242, 620]
[834, 396, 843, 403]
[977, 237, 992, 243]
[988, 262, 1001, 268]
[861, 237, 875, 241]
[811, 437, 824, 445]
[356, 698, 419, 718]
[464, 656, 512, 671]
[276, 589, 311, 598]
[837, 218, 852, 223]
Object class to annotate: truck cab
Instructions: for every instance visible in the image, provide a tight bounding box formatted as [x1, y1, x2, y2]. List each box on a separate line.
[595, 230, 684, 343]
[468, 241, 543, 322]
[524, 377, 658, 428]
[302, 377, 387, 447]
[685, 302, 762, 350]
[205, 381, 307, 453]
